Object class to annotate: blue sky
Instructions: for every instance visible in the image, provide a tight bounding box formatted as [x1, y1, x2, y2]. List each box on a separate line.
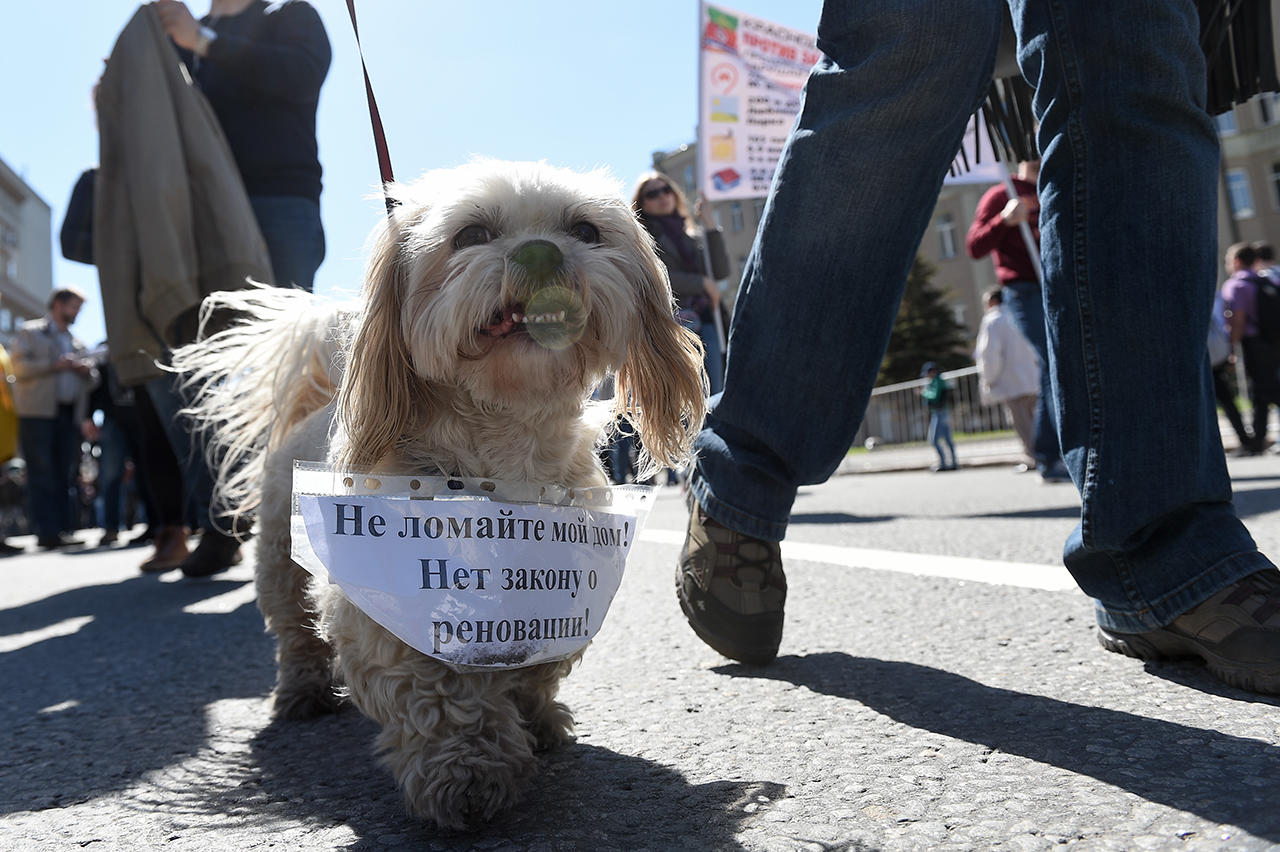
[0, 0, 822, 346]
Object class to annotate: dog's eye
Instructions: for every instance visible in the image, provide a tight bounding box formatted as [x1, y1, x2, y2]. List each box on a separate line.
[568, 221, 601, 244]
[452, 224, 493, 249]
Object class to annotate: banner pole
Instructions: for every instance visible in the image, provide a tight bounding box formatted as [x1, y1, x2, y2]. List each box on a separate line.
[695, 2, 727, 353]
[997, 160, 1044, 288]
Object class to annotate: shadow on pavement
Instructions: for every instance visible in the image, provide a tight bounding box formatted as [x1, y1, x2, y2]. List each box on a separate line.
[0, 574, 271, 815]
[964, 506, 1081, 521]
[1230, 485, 1280, 521]
[789, 512, 897, 526]
[722, 653, 1280, 842]
[140, 713, 784, 850]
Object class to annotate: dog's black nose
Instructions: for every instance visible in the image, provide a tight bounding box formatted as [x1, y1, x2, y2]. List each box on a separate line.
[511, 239, 563, 282]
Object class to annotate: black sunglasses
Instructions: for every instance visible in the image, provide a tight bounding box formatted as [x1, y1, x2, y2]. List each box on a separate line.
[642, 184, 675, 200]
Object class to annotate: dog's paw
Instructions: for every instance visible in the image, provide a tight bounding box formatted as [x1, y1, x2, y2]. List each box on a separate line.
[271, 683, 342, 720]
[381, 730, 537, 830]
[529, 700, 576, 751]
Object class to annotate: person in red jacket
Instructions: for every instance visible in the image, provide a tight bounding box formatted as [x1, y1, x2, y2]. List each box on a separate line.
[965, 159, 1068, 482]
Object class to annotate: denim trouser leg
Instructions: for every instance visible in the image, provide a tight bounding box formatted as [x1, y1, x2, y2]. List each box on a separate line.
[1001, 281, 1060, 467]
[691, 0, 1273, 631]
[250, 196, 326, 292]
[97, 418, 128, 531]
[700, 322, 725, 396]
[928, 410, 955, 467]
[146, 373, 220, 533]
[1010, 0, 1271, 630]
[690, 0, 1005, 541]
[18, 409, 77, 539]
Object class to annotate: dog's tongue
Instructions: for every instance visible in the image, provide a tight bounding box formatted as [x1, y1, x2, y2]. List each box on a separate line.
[481, 306, 520, 337]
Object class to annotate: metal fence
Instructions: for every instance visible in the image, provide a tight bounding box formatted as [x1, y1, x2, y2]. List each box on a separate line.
[851, 366, 1015, 447]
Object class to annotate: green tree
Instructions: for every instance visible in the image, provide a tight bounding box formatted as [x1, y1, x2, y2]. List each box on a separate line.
[878, 255, 972, 385]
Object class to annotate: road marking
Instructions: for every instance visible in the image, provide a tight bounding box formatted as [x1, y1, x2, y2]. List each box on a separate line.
[640, 529, 1079, 592]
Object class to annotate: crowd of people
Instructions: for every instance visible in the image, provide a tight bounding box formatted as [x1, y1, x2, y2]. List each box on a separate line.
[0, 0, 329, 578]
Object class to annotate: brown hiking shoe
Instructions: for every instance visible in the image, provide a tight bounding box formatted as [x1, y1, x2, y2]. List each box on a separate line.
[1098, 569, 1280, 694]
[677, 502, 786, 664]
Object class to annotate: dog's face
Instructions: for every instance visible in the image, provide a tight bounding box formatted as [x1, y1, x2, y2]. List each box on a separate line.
[338, 160, 706, 472]
[393, 161, 655, 404]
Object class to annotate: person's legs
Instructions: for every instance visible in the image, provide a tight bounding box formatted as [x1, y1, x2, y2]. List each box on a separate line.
[1242, 337, 1280, 449]
[937, 409, 957, 468]
[146, 373, 215, 529]
[700, 321, 724, 396]
[689, 0, 1003, 539]
[1005, 393, 1038, 460]
[1010, 0, 1275, 641]
[19, 417, 61, 541]
[134, 382, 190, 571]
[97, 417, 127, 536]
[250, 196, 326, 293]
[679, 0, 1004, 662]
[1212, 361, 1252, 450]
[1001, 281, 1062, 473]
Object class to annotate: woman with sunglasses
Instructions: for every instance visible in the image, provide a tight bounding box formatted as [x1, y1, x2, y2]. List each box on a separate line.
[631, 173, 730, 395]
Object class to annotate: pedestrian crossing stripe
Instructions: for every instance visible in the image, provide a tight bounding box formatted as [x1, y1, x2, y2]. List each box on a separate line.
[641, 529, 1079, 592]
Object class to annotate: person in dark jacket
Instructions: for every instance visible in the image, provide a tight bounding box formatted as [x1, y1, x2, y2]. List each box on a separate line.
[632, 173, 729, 394]
[156, 0, 330, 292]
[150, 0, 330, 578]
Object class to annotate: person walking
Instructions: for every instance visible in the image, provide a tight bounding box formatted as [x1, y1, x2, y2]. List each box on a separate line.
[965, 159, 1068, 482]
[1221, 242, 1280, 454]
[675, 0, 1280, 694]
[920, 362, 957, 472]
[973, 286, 1040, 467]
[9, 288, 99, 549]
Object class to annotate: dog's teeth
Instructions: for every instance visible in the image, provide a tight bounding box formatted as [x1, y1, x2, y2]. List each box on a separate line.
[557, 310, 565, 322]
[513, 312, 524, 323]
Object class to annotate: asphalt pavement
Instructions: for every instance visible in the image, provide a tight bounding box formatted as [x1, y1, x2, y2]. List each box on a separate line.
[2, 449, 1279, 851]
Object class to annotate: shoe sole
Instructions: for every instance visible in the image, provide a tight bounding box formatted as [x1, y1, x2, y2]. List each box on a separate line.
[140, 561, 183, 574]
[1098, 627, 1280, 694]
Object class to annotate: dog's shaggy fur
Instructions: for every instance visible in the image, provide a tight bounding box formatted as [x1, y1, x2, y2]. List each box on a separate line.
[173, 161, 706, 828]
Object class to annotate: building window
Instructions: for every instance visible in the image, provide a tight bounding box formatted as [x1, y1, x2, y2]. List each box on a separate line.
[936, 213, 958, 259]
[1271, 163, 1280, 210]
[730, 201, 744, 232]
[1227, 168, 1255, 218]
[1216, 110, 1238, 135]
[1257, 93, 1280, 126]
[753, 198, 766, 223]
[683, 165, 695, 193]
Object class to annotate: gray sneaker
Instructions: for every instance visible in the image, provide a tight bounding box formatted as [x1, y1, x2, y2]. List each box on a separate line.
[1097, 569, 1280, 694]
[676, 502, 786, 664]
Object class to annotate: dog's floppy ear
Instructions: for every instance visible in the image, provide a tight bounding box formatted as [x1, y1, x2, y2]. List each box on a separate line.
[614, 230, 708, 480]
[336, 209, 435, 470]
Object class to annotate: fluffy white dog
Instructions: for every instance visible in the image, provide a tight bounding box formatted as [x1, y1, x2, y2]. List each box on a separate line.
[173, 160, 706, 828]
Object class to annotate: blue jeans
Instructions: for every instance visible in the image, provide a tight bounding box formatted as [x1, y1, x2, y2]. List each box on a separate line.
[689, 0, 1272, 633]
[96, 417, 128, 531]
[250, 196, 325, 292]
[928, 409, 956, 468]
[147, 373, 221, 534]
[678, 309, 726, 396]
[1001, 280, 1061, 469]
[18, 407, 80, 539]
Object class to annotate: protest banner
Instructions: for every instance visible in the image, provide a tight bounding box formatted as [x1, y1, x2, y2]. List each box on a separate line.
[291, 464, 654, 671]
[697, 1, 818, 200]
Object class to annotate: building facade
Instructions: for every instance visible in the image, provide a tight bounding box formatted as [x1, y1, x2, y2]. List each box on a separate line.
[0, 156, 53, 337]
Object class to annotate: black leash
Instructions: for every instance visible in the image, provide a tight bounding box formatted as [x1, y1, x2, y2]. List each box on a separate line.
[345, 0, 398, 215]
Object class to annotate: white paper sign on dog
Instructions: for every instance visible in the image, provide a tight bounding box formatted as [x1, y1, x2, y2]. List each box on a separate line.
[290, 464, 654, 670]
